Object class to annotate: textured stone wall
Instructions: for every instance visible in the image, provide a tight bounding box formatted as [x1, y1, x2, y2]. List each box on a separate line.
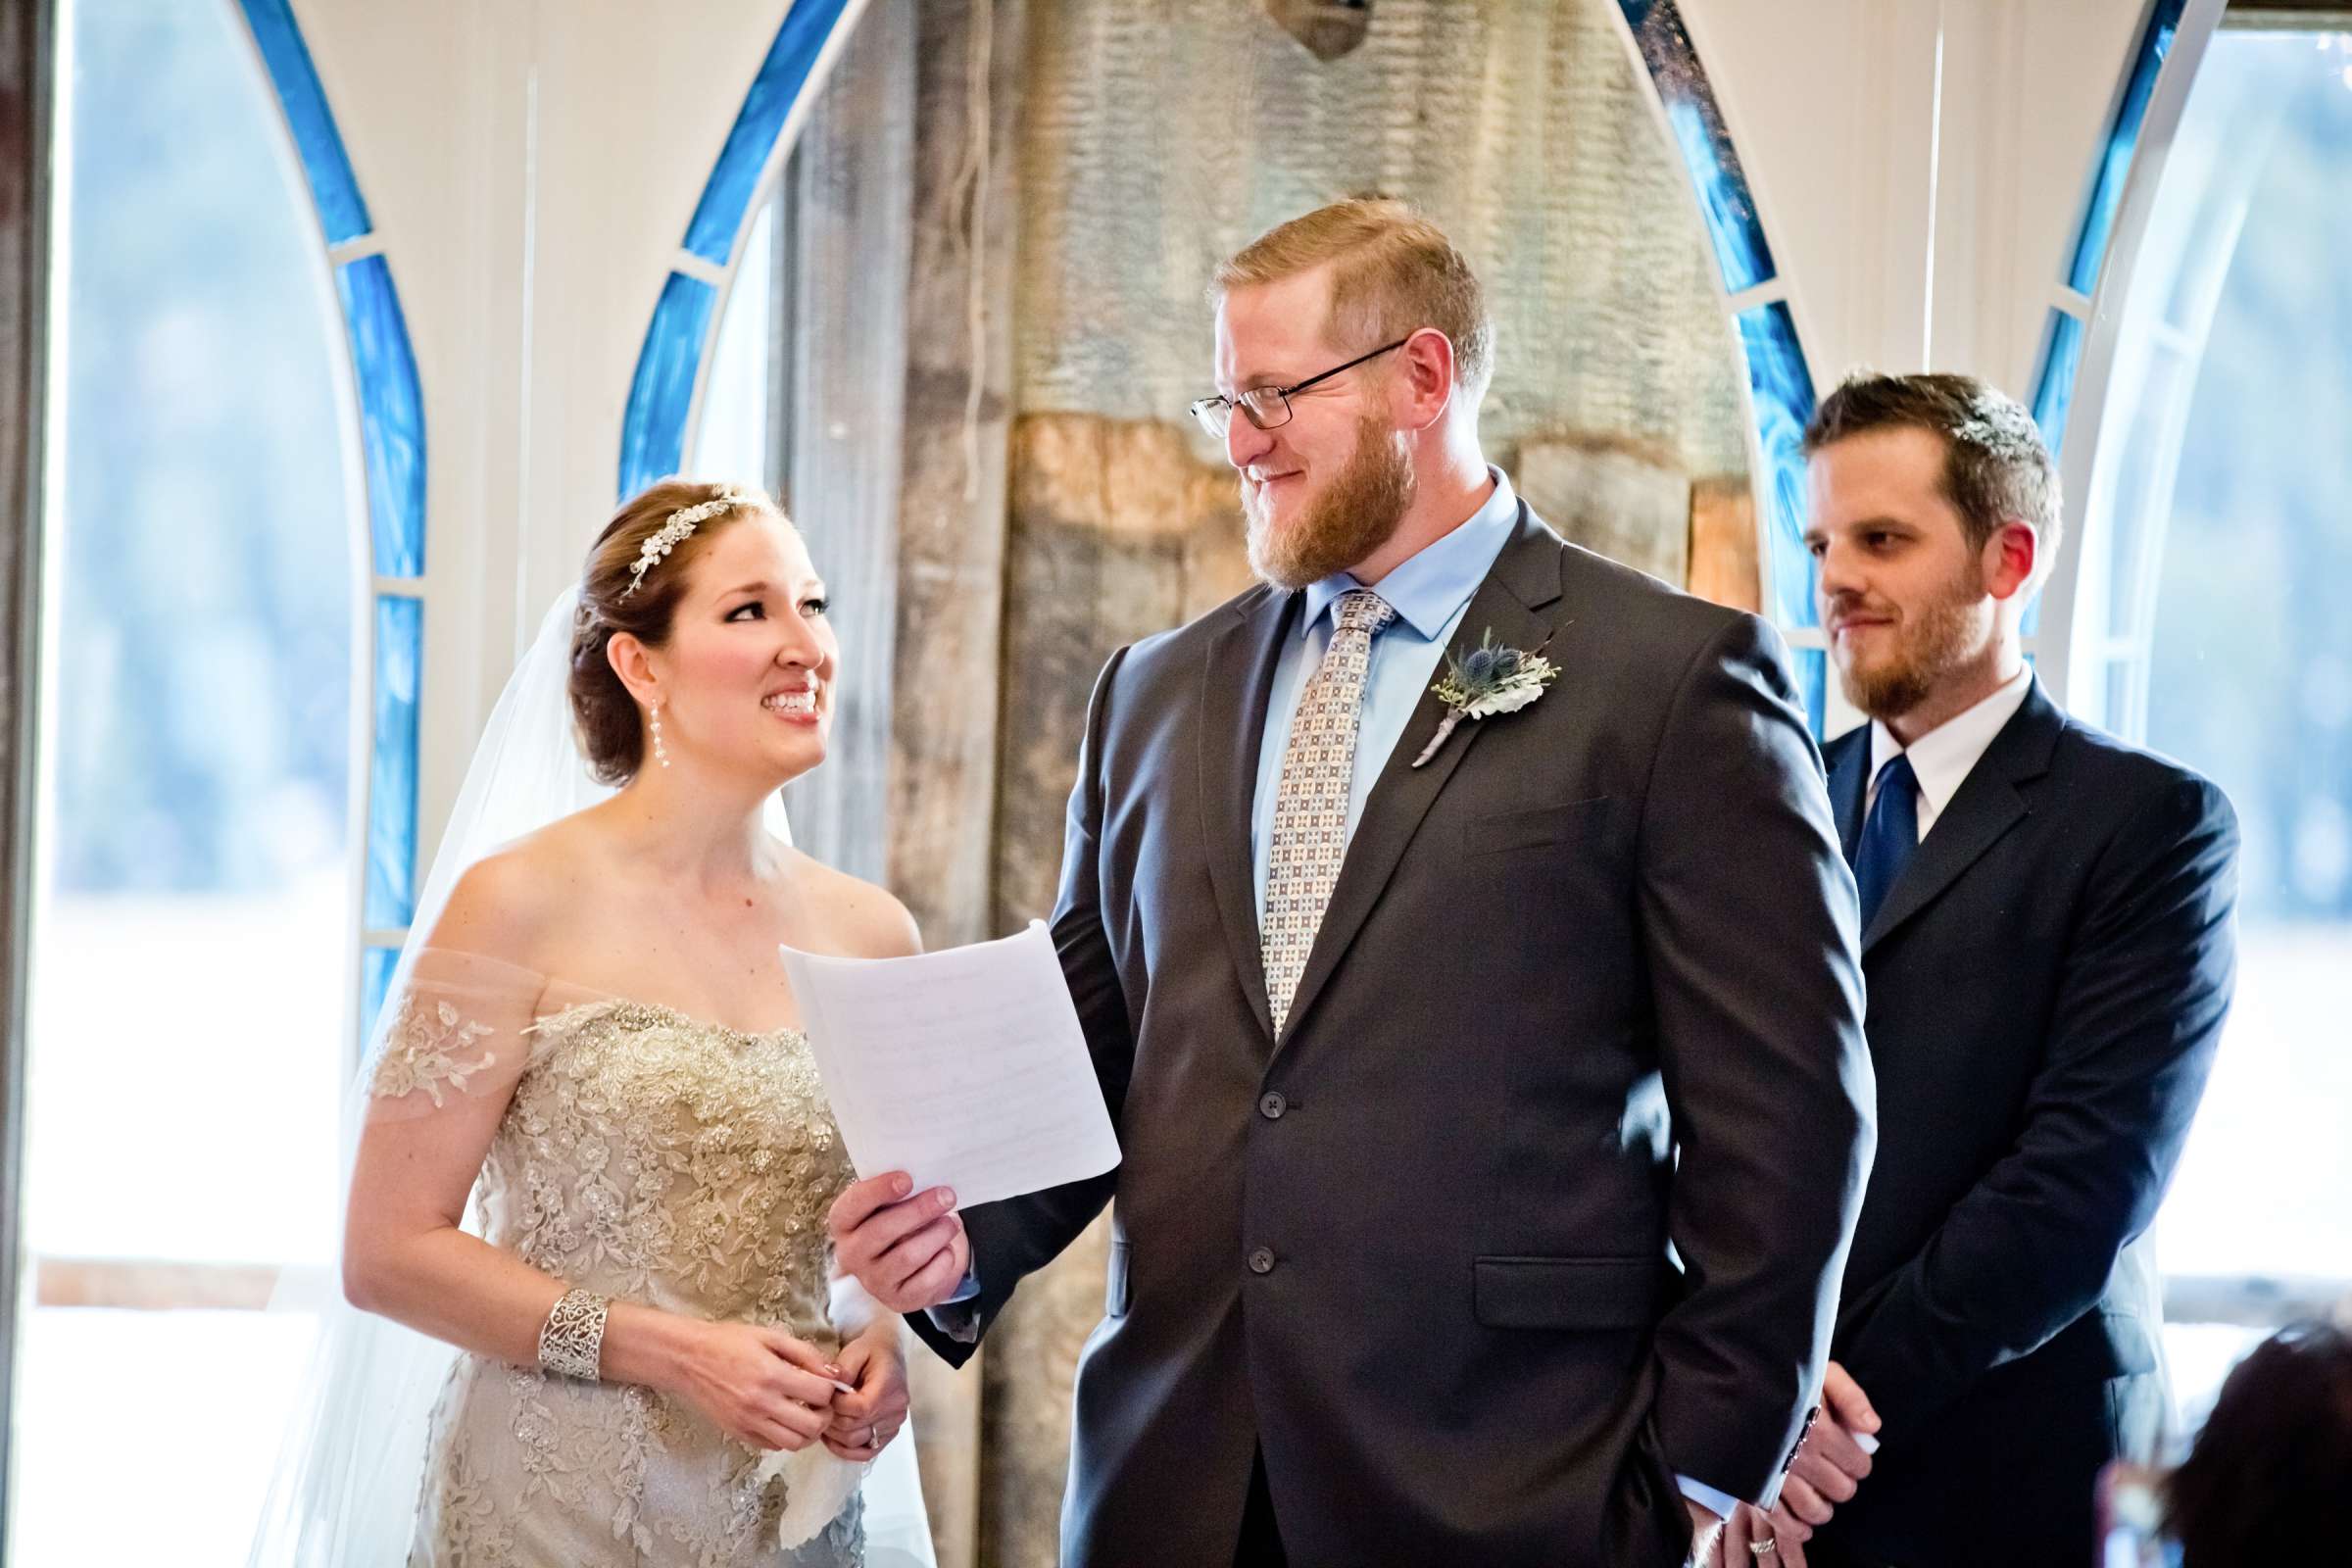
[1011, 0, 1754, 479]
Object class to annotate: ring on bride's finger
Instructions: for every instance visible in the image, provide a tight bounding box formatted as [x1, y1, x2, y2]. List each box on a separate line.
[1748, 1540, 1779, 1558]
[864, 1425, 877, 1447]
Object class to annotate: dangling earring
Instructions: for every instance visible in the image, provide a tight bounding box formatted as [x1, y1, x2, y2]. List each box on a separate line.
[650, 701, 670, 768]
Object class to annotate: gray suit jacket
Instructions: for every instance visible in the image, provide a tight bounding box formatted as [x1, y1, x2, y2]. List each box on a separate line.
[915, 507, 1877, 1567]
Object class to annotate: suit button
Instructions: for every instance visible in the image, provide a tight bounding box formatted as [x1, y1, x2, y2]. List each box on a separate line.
[1258, 1092, 1287, 1120]
[1248, 1248, 1276, 1275]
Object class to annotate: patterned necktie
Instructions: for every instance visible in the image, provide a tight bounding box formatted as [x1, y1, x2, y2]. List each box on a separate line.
[1261, 589, 1396, 1036]
[1853, 752, 1920, 930]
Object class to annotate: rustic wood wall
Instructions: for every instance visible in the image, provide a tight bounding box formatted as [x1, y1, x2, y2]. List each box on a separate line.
[775, 0, 915, 887]
[882, 0, 1034, 1562]
[979, 416, 1254, 1556]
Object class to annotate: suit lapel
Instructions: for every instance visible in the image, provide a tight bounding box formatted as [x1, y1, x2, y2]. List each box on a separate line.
[1275, 508, 1567, 1051]
[1861, 679, 2064, 954]
[1198, 585, 1298, 1044]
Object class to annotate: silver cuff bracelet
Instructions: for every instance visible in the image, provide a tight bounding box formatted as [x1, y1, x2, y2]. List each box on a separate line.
[537, 1287, 611, 1380]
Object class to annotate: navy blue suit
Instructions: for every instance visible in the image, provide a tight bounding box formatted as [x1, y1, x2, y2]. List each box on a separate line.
[1814, 679, 2237, 1568]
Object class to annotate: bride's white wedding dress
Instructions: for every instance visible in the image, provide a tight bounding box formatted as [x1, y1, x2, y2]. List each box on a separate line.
[250, 589, 935, 1568]
[375, 949, 870, 1567]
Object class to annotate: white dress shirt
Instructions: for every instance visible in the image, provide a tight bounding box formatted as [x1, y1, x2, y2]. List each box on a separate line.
[1867, 665, 2034, 840]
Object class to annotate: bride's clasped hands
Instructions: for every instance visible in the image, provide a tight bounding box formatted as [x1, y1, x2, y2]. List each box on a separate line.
[625, 1307, 901, 1460]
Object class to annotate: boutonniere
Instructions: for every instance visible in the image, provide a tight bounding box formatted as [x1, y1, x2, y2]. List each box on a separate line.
[1411, 628, 1558, 768]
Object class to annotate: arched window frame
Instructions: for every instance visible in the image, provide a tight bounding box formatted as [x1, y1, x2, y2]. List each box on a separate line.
[2028, 0, 2226, 721]
[2032, 0, 2352, 1339]
[616, 0, 868, 501]
[1606, 0, 1830, 735]
[234, 0, 428, 1046]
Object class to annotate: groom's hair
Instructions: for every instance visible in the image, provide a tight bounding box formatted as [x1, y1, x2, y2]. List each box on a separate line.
[1212, 197, 1494, 405]
[1803, 371, 2065, 576]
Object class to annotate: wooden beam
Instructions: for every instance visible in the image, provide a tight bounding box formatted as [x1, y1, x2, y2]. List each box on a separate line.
[993, 413, 1250, 930]
[886, 4, 1028, 1564]
[1687, 473, 1763, 613]
[0, 0, 55, 1546]
[888, 0, 1025, 954]
[775, 0, 917, 886]
[983, 411, 1250, 1567]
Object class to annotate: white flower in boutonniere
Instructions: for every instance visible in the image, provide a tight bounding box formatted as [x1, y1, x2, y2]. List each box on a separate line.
[1411, 628, 1558, 768]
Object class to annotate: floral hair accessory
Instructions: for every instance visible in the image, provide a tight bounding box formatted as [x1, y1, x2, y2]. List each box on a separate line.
[620, 489, 750, 600]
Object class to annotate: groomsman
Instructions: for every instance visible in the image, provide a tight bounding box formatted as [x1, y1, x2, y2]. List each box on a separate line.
[1783, 373, 2238, 1568]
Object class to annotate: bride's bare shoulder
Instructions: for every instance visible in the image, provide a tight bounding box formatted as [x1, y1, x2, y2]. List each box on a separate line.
[783, 848, 923, 960]
[425, 816, 606, 964]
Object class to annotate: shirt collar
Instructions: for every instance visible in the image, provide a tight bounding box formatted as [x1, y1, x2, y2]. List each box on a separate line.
[1300, 466, 1518, 642]
[1870, 664, 2034, 818]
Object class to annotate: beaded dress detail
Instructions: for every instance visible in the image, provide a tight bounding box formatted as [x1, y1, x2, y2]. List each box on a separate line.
[367, 952, 863, 1567]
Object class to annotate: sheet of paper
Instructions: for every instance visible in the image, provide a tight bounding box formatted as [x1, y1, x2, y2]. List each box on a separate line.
[779, 920, 1120, 1210]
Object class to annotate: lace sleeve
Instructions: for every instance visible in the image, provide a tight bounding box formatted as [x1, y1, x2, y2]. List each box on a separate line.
[364, 948, 546, 1121]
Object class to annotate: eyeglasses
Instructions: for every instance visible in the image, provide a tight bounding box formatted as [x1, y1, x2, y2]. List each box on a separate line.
[1188, 337, 1411, 440]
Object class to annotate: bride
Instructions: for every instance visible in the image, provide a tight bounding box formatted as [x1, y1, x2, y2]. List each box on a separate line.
[252, 480, 938, 1567]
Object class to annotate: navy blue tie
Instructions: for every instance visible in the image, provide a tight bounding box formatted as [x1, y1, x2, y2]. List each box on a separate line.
[1854, 753, 1920, 930]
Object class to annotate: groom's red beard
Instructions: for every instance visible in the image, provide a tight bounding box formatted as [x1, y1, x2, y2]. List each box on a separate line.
[1245, 416, 1416, 590]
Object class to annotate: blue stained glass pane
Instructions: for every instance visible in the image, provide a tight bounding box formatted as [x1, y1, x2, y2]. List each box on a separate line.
[362, 944, 402, 1041]
[1736, 301, 1820, 627]
[2067, 0, 2187, 295]
[1618, 0, 1776, 296]
[681, 0, 856, 266]
[236, 0, 372, 245]
[1792, 647, 1828, 740]
[366, 594, 421, 931]
[336, 256, 426, 576]
[619, 272, 719, 498]
[2031, 307, 2086, 458]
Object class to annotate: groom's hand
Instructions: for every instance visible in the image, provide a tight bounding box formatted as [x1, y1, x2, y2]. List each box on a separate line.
[828, 1171, 971, 1312]
[1725, 1500, 1798, 1567]
[1778, 1360, 1880, 1533]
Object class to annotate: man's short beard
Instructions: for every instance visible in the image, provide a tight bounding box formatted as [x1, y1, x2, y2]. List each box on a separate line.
[1246, 416, 1415, 590]
[1838, 558, 1988, 720]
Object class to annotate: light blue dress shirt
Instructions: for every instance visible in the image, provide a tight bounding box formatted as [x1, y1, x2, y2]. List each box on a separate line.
[1248, 467, 1519, 910]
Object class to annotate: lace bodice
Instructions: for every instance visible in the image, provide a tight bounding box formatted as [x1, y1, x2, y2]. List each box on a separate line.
[504, 998, 849, 1331]
[366, 953, 864, 1566]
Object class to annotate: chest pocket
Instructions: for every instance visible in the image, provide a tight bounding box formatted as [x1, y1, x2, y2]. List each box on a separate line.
[1458, 796, 1620, 857]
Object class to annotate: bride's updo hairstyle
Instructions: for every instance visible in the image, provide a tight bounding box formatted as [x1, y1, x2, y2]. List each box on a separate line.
[569, 477, 782, 784]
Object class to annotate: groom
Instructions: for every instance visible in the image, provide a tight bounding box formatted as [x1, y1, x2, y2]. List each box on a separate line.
[833, 200, 1876, 1567]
